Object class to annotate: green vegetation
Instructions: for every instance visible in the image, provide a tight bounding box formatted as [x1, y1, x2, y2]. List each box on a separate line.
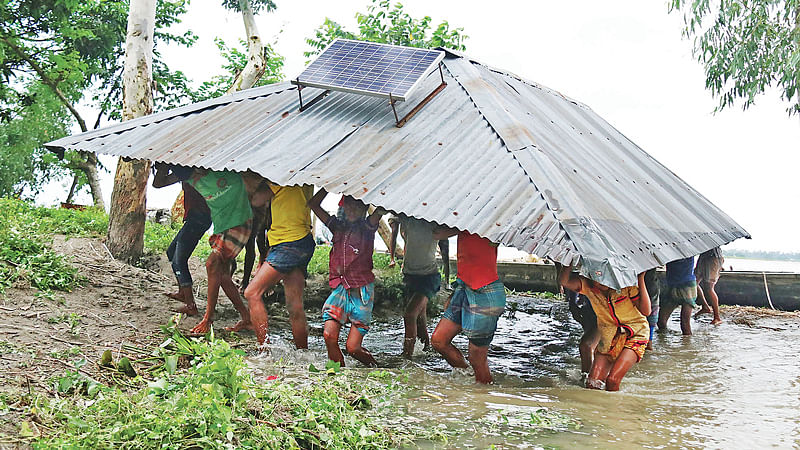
[669, 0, 800, 115]
[0, 198, 85, 293]
[724, 248, 800, 262]
[305, 0, 468, 58]
[30, 322, 445, 449]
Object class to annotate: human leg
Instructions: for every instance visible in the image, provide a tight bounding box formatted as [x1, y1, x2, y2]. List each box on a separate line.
[218, 269, 251, 332]
[417, 309, 430, 350]
[244, 262, 285, 345]
[191, 251, 226, 334]
[322, 320, 344, 365]
[467, 343, 492, 384]
[604, 348, 639, 391]
[283, 268, 308, 349]
[241, 234, 257, 293]
[345, 325, 377, 367]
[579, 327, 600, 373]
[680, 304, 693, 335]
[703, 281, 722, 324]
[695, 284, 712, 317]
[657, 303, 677, 331]
[431, 318, 468, 369]
[586, 352, 613, 389]
[402, 292, 428, 358]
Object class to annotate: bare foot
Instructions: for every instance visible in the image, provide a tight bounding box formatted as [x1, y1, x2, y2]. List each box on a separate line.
[173, 303, 198, 316]
[694, 308, 712, 319]
[225, 319, 253, 332]
[255, 322, 269, 345]
[191, 317, 213, 334]
[165, 291, 183, 301]
[711, 318, 723, 325]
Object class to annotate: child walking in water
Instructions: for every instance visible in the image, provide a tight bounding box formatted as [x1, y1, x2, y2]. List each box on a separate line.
[309, 189, 385, 367]
[559, 266, 651, 391]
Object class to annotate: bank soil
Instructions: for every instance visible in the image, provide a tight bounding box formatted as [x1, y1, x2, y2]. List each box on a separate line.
[0, 234, 369, 445]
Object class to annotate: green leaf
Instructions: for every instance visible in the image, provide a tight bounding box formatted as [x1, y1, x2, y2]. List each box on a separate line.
[165, 354, 178, 375]
[117, 357, 136, 377]
[19, 421, 35, 438]
[308, 363, 320, 373]
[99, 349, 113, 367]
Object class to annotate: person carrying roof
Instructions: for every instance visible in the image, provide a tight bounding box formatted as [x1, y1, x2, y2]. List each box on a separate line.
[309, 190, 386, 367]
[151, 163, 211, 316]
[244, 182, 316, 348]
[658, 256, 698, 335]
[559, 266, 651, 391]
[186, 169, 256, 334]
[389, 214, 443, 358]
[694, 247, 724, 325]
[430, 228, 506, 384]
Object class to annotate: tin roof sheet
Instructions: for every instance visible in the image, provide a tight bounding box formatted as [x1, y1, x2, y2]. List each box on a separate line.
[46, 49, 749, 289]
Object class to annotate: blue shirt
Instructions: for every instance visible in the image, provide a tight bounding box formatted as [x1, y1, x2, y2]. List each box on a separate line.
[665, 257, 696, 286]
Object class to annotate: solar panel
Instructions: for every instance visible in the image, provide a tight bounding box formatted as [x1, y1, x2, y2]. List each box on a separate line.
[292, 39, 445, 102]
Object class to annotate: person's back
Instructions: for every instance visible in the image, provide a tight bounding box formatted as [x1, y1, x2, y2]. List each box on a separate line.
[431, 230, 505, 384]
[389, 215, 441, 358]
[189, 170, 252, 235]
[266, 183, 313, 246]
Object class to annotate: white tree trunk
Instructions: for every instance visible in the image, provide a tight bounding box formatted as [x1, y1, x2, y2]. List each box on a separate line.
[227, 0, 266, 93]
[106, 0, 156, 262]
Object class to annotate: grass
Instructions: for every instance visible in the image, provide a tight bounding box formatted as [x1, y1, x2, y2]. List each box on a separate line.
[28, 321, 447, 449]
[0, 198, 85, 293]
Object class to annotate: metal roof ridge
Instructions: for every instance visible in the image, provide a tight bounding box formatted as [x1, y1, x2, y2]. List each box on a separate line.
[441, 57, 579, 258]
[45, 82, 294, 151]
[438, 48, 592, 111]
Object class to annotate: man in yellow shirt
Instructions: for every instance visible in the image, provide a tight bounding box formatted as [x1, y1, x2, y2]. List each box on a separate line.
[244, 182, 315, 348]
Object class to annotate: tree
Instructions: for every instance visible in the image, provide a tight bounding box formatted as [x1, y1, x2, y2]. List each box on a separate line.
[106, 0, 157, 263]
[670, 0, 800, 116]
[305, 0, 468, 57]
[0, 0, 197, 204]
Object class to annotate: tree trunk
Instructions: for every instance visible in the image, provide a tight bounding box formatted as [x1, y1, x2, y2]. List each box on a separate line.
[368, 206, 402, 257]
[0, 35, 105, 207]
[106, 0, 156, 263]
[227, 0, 266, 93]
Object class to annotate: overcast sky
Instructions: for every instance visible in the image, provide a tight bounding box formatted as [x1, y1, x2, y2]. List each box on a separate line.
[60, 0, 799, 252]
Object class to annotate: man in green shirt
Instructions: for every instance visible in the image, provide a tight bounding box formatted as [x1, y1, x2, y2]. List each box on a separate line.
[187, 169, 254, 334]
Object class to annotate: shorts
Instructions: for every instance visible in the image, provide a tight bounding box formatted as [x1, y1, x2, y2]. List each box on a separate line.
[695, 253, 723, 284]
[442, 278, 506, 347]
[265, 233, 315, 275]
[322, 283, 374, 335]
[209, 219, 252, 260]
[403, 272, 441, 301]
[602, 329, 648, 362]
[662, 281, 698, 309]
[566, 290, 597, 332]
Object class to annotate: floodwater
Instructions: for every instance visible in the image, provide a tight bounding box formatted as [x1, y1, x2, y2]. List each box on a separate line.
[250, 296, 800, 448]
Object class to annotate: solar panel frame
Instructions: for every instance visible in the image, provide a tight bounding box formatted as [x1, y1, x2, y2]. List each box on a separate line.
[292, 39, 445, 102]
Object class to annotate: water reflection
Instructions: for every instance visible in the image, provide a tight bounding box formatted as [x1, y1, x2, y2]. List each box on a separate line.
[250, 296, 800, 448]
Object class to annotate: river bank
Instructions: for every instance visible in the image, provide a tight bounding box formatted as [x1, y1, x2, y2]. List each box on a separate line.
[4, 199, 800, 448]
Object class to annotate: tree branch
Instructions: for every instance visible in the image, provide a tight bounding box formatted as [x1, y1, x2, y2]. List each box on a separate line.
[0, 34, 88, 132]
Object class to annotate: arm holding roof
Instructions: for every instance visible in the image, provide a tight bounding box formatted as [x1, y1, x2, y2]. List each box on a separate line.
[634, 272, 652, 316]
[151, 163, 183, 188]
[559, 265, 582, 293]
[308, 188, 330, 225]
[388, 217, 400, 267]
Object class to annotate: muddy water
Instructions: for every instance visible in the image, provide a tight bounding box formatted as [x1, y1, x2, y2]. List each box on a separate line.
[252, 296, 800, 448]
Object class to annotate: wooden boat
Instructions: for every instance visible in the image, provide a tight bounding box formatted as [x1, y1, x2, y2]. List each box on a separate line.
[444, 261, 800, 311]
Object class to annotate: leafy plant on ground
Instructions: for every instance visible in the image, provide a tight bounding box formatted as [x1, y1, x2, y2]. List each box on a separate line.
[32, 323, 445, 449]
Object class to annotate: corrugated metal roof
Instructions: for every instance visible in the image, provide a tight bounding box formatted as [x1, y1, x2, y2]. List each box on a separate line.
[45, 49, 749, 289]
